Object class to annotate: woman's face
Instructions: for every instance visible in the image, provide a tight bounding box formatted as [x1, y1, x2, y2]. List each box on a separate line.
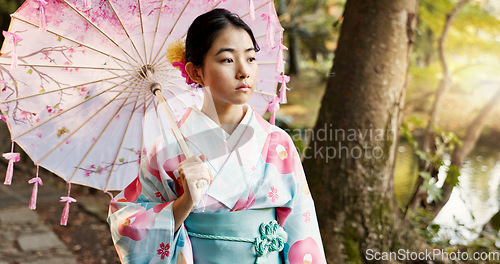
[196, 26, 258, 108]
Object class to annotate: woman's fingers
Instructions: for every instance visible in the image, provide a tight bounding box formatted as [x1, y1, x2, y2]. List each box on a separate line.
[196, 179, 208, 189]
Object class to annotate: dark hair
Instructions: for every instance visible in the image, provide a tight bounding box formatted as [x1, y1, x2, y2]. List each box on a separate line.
[185, 8, 260, 67]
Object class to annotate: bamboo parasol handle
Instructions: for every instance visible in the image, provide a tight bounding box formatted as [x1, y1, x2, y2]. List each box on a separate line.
[151, 83, 193, 159]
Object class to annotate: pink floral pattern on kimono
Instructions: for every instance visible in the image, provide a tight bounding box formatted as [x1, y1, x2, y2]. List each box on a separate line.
[107, 106, 326, 263]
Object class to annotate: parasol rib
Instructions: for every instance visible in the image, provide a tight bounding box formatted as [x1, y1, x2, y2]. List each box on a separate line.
[254, 90, 278, 97]
[257, 61, 278, 65]
[153, 1, 283, 67]
[254, 28, 285, 40]
[35, 88, 132, 164]
[148, 0, 165, 64]
[109, 94, 150, 104]
[154, 1, 222, 67]
[104, 99, 140, 190]
[0, 75, 124, 104]
[59, 0, 140, 67]
[0, 62, 128, 71]
[176, 0, 271, 42]
[150, 0, 192, 67]
[163, 86, 199, 112]
[152, 84, 192, 158]
[137, 0, 148, 65]
[121, 94, 151, 110]
[11, 79, 129, 141]
[106, 0, 146, 66]
[179, 1, 221, 40]
[68, 88, 140, 183]
[10, 16, 132, 66]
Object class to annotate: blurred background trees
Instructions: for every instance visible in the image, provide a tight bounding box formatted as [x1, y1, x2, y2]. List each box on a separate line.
[275, 0, 500, 262]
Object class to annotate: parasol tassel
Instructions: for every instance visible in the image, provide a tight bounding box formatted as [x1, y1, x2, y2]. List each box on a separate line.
[3, 141, 20, 185]
[34, 0, 48, 32]
[83, 0, 91, 9]
[267, 97, 280, 125]
[2, 31, 22, 69]
[249, 0, 255, 20]
[274, 39, 288, 73]
[261, 3, 279, 48]
[28, 165, 42, 210]
[60, 183, 76, 226]
[276, 74, 290, 104]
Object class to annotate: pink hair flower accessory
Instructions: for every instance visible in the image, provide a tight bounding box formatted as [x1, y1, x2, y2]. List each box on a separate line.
[172, 61, 195, 85]
[166, 39, 195, 86]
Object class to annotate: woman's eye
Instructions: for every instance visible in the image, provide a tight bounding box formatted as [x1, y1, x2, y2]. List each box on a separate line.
[222, 58, 233, 63]
[248, 57, 256, 63]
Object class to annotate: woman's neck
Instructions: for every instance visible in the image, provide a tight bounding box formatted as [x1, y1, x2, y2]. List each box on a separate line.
[201, 94, 246, 135]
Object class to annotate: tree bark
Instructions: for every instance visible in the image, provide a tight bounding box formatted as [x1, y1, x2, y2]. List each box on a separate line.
[302, 0, 426, 262]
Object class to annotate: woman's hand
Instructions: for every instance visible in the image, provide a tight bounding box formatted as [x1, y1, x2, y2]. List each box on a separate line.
[178, 155, 213, 206]
[173, 155, 212, 232]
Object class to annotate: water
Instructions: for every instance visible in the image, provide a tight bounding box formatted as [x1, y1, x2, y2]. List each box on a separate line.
[394, 143, 500, 244]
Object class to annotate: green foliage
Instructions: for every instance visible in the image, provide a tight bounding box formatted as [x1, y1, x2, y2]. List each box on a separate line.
[419, 171, 443, 202]
[411, 208, 443, 244]
[401, 117, 463, 205]
[445, 164, 460, 187]
[278, 0, 344, 66]
[418, 0, 500, 57]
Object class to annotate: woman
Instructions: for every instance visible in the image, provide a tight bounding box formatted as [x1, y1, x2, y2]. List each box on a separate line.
[108, 8, 326, 264]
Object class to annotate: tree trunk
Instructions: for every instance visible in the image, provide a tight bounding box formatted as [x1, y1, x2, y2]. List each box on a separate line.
[302, 0, 425, 262]
[287, 27, 300, 76]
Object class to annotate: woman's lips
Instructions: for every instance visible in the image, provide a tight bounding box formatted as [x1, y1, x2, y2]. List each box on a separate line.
[235, 85, 251, 92]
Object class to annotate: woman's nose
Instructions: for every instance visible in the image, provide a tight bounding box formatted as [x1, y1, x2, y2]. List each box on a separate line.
[237, 65, 250, 79]
[238, 72, 249, 79]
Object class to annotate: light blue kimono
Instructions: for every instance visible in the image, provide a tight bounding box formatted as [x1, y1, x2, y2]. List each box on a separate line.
[108, 106, 326, 263]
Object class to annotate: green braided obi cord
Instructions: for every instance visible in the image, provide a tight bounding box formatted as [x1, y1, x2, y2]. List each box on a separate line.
[184, 208, 288, 264]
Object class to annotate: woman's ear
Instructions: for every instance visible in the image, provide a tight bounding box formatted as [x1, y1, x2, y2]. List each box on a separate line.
[185, 62, 204, 86]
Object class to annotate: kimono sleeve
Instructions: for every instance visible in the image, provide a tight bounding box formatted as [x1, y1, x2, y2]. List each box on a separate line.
[281, 135, 327, 264]
[107, 142, 192, 264]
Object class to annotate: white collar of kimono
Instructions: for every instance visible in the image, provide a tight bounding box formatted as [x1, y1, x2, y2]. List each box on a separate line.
[179, 105, 268, 209]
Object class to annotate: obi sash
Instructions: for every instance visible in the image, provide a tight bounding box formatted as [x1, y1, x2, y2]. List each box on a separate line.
[184, 209, 287, 264]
